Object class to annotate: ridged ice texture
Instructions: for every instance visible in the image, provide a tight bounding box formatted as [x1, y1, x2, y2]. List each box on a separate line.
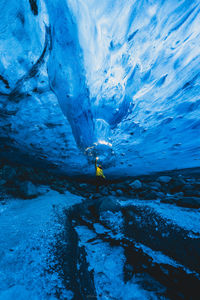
[0, 0, 200, 176]
[68, 0, 200, 175]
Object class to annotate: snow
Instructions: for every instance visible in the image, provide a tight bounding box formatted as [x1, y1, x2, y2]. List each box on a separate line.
[0, 189, 82, 299]
[135, 243, 199, 277]
[75, 225, 157, 300]
[119, 199, 200, 236]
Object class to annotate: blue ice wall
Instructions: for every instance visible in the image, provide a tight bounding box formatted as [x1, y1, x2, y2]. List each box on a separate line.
[46, 0, 95, 150]
[67, 0, 200, 175]
[0, 0, 200, 176]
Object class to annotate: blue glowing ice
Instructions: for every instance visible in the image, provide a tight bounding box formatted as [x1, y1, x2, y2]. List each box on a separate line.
[0, 0, 200, 176]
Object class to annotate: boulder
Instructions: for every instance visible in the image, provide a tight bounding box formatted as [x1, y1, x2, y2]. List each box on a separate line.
[145, 190, 158, 200]
[160, 197, 175, 204]
[157, 176, 172, 184]
[176, 197, 200, 208]
[130, 180, 142, 190]
[139, 190, 158, 200]
[116, 189, 123, 196]
[150, 182, 161, 190]
[156, 192, 165, 199]
[183, 189, 200, 197]
[1, 165, 17, 182]
[19, 181, 38, 199]
[79, 183, 88, 189]
[169, 177, 186, 194]
[183, 184, 194, 191]
[100, 186, 109, 196]
[99, 197, 120, 213]
[110, 191, 117, 196]
[173, 192, 184, 198]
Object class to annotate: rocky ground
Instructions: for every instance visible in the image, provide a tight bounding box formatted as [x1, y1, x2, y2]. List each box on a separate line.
[1, 161, 200, 299]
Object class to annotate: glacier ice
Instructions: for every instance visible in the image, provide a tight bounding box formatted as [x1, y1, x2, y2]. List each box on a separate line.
[0, 0, 200, 176]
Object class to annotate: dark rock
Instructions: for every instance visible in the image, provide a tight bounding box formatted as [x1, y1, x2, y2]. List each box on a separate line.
[150, 182, 161, 191]
[185, 178, 196, 184]
[156, 192, 165, 199]
[17, 166, 32, 181]
[141, 183, 150, 189]
[146, 191, 159, 200]
[183, 184, 194, 191]
[194, 181, 200, 189]
[176, 197, 200, 208]
[51, 184, 66, 194]
[169, 177, 186, 194]
[183, 189, 200, 197]
[0, 179, 6, 186]
[139, 190, 158, 200]
[110, 191, 117, 196]
[116, 189, 123, 196]
[1, 165, 17, 182]
[160, 197, 175, 204]
[157, 176, 172, 184]
[19, 181, 38, 199]
[130, 180, 142, 190]
[99, 197, 120, 213]
[111, 182, 129, 192]
[79, 183, 88, 189]
[100, 186, 109, 196]
[173, 192, 184, 198]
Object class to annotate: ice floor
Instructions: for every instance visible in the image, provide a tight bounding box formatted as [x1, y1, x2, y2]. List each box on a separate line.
[0, 188, 82, 300]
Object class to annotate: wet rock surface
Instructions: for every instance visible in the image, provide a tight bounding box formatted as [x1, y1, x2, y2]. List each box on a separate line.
[1, 163, 200, 299]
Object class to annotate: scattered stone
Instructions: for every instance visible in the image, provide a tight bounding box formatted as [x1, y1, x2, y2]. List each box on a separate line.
[157, 176, 172, 184]
[150, 182, 161, 191]
[146, 191, 158, 200]
[100, 186, 109, 196]
[185, 178, 196, 184]
[19, 181, 38, 199]
[79, 183, 88, 189]
[116, 189, 123, 196]
[130, 180, 142, 190]
[139, 190, 158, 200]
[110, 191, 117, 196]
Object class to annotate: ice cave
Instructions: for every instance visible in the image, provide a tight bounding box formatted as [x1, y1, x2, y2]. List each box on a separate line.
[0, 0, 200, 299]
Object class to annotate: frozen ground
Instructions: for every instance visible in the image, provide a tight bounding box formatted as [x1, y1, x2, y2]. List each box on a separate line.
[1, 183, 200, 299]
[119, 199, 200, 236]
[0, 188, 82, 300]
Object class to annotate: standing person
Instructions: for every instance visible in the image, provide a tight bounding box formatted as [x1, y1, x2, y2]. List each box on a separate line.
[95, 157, 106, 192]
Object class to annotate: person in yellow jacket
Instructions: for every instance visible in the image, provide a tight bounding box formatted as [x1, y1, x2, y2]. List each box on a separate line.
[95, 157, 106, 192]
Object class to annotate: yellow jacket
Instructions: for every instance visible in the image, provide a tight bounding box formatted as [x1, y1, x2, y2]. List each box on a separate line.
[95, 160, 105, 178]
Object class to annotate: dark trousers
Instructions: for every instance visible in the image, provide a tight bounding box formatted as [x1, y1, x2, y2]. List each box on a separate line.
[96, 176, 106, 192]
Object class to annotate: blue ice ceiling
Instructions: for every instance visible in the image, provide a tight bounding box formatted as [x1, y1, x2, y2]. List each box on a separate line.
[0, 0, 200, 176]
